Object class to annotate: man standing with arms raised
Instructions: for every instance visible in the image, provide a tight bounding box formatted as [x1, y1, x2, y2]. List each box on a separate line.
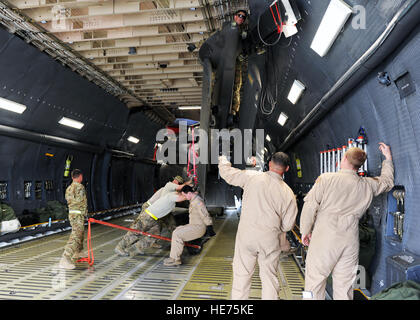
[219, 152, 298, 299]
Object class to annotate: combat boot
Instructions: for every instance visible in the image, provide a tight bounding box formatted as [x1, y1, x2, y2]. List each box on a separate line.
[130, 243, 145, 256]
[59, 255, 76, 270]
[163, 257, 181, 266]
[114, 244, 129, 257]
[73, 250, 88, 259]
[151, 242, 162, 249]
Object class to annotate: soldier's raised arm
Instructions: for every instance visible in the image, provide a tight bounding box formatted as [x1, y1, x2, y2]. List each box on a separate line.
[366, 142, 394, 196]
[218, 155, 258, 188]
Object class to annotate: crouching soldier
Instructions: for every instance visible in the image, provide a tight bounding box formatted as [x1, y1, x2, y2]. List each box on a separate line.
[164, 185, 215, 266]
[115, 191, 187, 256]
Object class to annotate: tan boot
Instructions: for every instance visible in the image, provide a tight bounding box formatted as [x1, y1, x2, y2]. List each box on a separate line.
[130, 243, 145, 256]
[73, 250, 88, 259]
[59, 255, 76, 270]
[163, 257, 181, 266]
[114, 245, 129, 257]
[151, 242, 162, 249]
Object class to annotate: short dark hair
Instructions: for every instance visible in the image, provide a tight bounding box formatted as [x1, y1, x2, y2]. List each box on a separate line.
[181, 185, 195, 194]
[271, 152, 290, 168]
[71, 169, 83, 179]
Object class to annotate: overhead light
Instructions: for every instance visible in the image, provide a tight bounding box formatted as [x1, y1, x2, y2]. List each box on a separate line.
[278, 112, 288, 126]
[40, 20, 47, 24]
[310, 0, 353, 57]
[179, 106, 201, 110]
[287, 80, 306, 104]
[58, 117, 84, 129]
[264, 147, 268, 154]
[266, 135, 271, 142]
[0, 97, 26, 114]
[190, 7, 196, 11]
[127, 136, 139, 144]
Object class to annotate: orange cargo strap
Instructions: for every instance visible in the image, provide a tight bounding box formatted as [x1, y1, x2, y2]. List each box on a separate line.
[269, 1, 284, 34]
[187, 127, 198, 185]
[77, 218, 201, 266]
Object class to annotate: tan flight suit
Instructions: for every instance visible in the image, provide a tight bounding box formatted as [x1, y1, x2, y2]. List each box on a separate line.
[218, 156, 298, 300]
[279, 232, 290, 252]
[300, 160, 394, 300]
[63, 181, 88, 260]
[169, 194, 213, 261]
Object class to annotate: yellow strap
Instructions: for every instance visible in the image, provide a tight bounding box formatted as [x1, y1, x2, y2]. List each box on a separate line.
[69, 210, 82, 214]
[145, 209, 158, 220]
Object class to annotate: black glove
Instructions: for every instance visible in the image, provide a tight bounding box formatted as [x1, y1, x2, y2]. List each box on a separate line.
[206, 225, 216, 237]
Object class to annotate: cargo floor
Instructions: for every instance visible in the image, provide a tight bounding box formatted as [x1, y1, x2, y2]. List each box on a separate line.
[0, 210, 304, 300]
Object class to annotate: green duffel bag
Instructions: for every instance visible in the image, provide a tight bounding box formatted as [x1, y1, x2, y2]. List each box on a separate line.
[36, 207, 55, 223]
[0, 202, 16, 221]
[371, 280, 420, 300]
[46, 201, 68, 220]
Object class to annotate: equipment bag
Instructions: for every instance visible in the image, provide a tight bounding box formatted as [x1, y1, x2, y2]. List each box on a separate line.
[371, 280, 420, 300]
[0, 202, 21, 235]
[47, 201, 68, 220]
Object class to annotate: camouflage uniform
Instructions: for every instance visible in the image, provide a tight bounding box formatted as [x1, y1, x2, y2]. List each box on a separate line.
[231, 22, 247, 116]
[62, 181, 88, 260]
[116, 202, 157, 251]
[232, 58, 244, 115]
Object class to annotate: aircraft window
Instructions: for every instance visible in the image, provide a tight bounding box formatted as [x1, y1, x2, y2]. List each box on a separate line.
[24, 181, 32, 200]
[0, 182, 8, 201]
[35, 181, 43, 200]
[45, 180, 54, 201]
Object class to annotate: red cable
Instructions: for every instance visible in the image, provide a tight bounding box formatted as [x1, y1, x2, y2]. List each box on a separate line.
[191, 127, 198, 184]
[269, 2, 283, 34]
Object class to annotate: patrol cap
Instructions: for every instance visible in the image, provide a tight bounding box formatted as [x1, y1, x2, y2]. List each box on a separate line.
[173, 175, 184, 184]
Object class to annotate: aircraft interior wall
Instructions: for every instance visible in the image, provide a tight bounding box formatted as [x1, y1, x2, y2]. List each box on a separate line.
[0, 26, 164, 223]
[288, 25, 420, 295]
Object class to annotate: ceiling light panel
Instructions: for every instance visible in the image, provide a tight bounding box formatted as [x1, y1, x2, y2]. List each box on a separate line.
[310, 0, 353, 57]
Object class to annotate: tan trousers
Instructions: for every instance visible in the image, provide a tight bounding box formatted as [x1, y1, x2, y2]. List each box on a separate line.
[304, 233, 359, 300]
[279, 232, 290, 252]
[169, 224, 206, 260]
[231, 231, 281, 300]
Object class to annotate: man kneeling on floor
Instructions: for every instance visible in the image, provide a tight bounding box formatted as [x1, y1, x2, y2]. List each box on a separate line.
[164, 186, 216, 266]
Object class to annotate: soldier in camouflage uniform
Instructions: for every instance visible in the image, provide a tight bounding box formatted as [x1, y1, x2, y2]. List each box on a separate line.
[114, 176, 191, 256]
[58, 169, 88, 270]
[115, 191, 187, 257]
[231, 10, 248, 117]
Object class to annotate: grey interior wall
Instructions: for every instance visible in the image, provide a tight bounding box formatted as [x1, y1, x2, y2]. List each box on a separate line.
[289, 26, 420, 294]
[0, 26, 163, 219]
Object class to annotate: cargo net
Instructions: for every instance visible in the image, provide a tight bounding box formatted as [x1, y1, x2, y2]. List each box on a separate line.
[320, 128, 368, 177]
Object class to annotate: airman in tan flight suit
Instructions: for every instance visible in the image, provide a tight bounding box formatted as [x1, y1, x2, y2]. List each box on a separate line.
[219, 153, 298, 300]
[300, 143, 394, 300]
[164, 185, 215, 266]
